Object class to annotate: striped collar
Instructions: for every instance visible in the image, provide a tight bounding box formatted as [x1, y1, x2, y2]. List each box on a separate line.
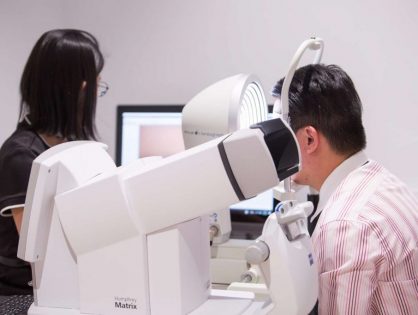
[310, 150, 369, 222]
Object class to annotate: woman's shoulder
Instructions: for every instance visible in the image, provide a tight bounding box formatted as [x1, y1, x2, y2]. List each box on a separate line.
[0, 126, 47, 161]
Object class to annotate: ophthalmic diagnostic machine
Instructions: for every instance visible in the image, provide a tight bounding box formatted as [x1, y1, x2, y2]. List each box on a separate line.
[17, 116, 317, 313]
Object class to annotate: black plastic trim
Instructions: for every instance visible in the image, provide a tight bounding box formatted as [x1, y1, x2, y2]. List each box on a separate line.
[251, 118, 300, 181]
[217, 137, 245, 201]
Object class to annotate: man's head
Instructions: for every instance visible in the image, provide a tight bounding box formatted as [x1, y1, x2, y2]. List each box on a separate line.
[272, 64, 366, 190]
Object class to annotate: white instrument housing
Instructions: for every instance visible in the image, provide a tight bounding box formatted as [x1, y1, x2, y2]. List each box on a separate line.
[17, 118, 314, 315]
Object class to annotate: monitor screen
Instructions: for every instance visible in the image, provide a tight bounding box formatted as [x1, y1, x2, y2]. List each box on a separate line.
[116, 105, 185, 166]
[116, 105, 275, 239]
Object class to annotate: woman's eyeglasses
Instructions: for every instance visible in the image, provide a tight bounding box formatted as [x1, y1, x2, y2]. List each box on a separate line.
[98, 81, 109, 97]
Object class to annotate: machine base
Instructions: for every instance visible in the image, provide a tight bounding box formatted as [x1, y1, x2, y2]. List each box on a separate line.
[27, 289, 271, 315]
[28, 304, 80, 315]
[191, 289, 265, 315]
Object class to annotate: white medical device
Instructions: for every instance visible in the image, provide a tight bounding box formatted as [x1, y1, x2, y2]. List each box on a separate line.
[182, 73, 269, 245]
[17, 114, 315, 314]
[273, 37, 324, 197]
[240, 37, 324, 314]
[182, 74, 268, 147]
[222, 38, 324, 312]
[182, 74, 271, 287]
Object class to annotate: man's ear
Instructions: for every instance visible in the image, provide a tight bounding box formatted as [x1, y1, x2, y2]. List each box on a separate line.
[300, 126, 319, 154]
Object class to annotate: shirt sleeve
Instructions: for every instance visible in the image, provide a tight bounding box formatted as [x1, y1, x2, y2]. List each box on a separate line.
[0, 145, 37, 213]
[313, 220, 381, 315]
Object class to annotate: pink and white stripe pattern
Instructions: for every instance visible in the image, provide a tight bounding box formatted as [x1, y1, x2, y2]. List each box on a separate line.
[312, 160, 418, 314]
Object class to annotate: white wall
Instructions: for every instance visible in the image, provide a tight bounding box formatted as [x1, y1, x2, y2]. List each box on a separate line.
[1, 0, 417, 194]
[0, 0, 65, 142]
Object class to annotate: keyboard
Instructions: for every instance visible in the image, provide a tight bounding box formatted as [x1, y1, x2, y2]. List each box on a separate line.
[0, 295, 33, 315]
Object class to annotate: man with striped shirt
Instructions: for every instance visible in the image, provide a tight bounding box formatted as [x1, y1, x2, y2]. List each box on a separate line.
[272, 64, 418, 314]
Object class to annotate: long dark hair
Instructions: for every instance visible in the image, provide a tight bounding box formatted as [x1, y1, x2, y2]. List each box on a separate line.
[19, 29, 104, 140]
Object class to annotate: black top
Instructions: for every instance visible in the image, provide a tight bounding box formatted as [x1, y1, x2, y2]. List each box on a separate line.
[0, 121, 49, 295]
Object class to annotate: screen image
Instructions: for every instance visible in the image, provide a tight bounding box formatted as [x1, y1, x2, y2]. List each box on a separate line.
[139, 125, 184, 158]
[116, 105, 275, 239]
[118, 109, 185, 165]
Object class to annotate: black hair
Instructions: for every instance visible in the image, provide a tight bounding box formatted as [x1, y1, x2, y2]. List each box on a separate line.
[19, 29, 104, 140]
[272, 64, 366, 155]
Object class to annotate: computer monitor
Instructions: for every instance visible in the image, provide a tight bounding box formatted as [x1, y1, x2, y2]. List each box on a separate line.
[116, 105, 275, 239]
[116, 105, 185, 166]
